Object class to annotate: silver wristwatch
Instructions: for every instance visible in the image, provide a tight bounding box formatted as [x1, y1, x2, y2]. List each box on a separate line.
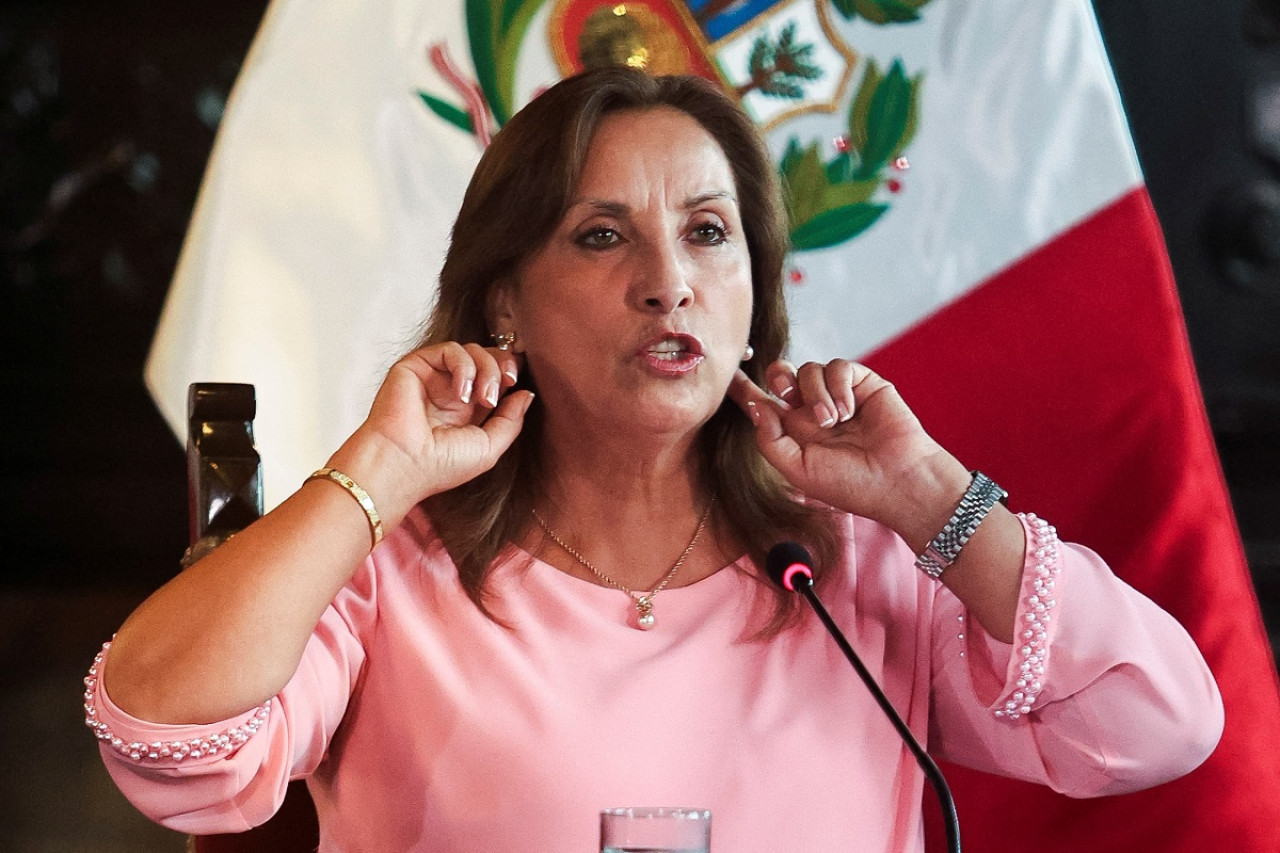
[914, 471, 1009, 580]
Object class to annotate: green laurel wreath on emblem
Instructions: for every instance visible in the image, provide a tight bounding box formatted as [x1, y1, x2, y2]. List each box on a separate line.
[418, 93, 473, 133]
[419, 0, 549, 133]
[780, 57, 921, 251]
[465, 0, 548, 124]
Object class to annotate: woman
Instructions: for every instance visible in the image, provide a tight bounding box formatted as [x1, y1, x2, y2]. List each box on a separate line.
[86, 68, 1222, 851]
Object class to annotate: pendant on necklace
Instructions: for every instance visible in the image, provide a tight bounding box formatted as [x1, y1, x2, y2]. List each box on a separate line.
[635, 596, 656, 631]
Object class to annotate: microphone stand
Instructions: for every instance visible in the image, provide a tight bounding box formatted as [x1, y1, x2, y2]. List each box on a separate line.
[793, 574, 962, 853]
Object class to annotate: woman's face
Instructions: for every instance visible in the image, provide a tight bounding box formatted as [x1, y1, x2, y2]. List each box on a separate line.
[496, 106, 754, 444]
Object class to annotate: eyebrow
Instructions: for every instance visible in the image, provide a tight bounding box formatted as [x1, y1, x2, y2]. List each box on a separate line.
[569, 191, 739, 215]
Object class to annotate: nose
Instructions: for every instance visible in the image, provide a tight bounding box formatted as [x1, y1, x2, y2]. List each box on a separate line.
[631, 239, 694, 314]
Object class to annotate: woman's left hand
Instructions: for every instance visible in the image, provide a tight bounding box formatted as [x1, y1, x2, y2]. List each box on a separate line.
[729, 359, 971, 552]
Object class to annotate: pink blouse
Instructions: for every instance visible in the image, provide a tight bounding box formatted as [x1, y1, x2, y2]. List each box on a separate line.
[85, 510, 1222, 852]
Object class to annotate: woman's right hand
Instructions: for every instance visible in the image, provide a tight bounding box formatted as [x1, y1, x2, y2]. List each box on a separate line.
[332, 342, 535, 525]
[103, 342, 532, 722]
[103, 342, 534, 725]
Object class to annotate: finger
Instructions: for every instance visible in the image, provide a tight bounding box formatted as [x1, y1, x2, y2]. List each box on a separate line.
[763, 359, 799, 407]
[727, 370, 802, 468]
[730, 371, 782, 443]
[849, 361, 887, 396]
[401, 342, 478, 407]
[794, 362, 839, 428]
[462, 343, 505, 409]
[494, 348, 521, 389]
[745, 391, 804, 477]
[478, 390, 536, 456]
[823, 359, 858, 423]
[727, 368, 772, 412]
[848, 361, 905, 416]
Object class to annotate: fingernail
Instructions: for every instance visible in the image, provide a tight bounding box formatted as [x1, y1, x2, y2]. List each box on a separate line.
[815, 403, 836, 428]
[503, 366, 518, 383]
[773, 382, 796, 400]
[484, 381, 499, 407]
[460, 379, 473, 404]
[837, 402, 853, 422]
[746, 401, 762, 424]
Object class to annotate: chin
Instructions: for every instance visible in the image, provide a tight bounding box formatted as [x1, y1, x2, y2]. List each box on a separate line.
[625, 398, 720, 437]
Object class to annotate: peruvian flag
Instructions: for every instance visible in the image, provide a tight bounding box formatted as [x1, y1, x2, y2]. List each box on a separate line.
[147, 0, 1280, 850]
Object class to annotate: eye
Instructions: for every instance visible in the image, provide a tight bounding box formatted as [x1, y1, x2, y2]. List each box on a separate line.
[575, 226, 622, 248]
[689, 220, 728, 246]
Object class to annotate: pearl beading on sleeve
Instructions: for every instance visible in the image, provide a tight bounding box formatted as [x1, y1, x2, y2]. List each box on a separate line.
[994, 513, 1061, 721]
[83, 641, 271, 762]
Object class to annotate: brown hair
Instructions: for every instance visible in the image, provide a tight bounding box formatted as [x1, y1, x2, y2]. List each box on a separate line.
[420, 67, 839, 627]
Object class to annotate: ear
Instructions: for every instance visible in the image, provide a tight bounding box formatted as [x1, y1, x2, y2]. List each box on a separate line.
[485, 278, 522, 350]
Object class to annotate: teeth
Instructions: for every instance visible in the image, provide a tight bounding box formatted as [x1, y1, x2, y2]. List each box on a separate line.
[650, 339, 685, 354]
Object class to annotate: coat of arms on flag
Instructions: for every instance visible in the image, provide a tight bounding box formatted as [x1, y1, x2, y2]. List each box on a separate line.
[419, 0, 928, 250]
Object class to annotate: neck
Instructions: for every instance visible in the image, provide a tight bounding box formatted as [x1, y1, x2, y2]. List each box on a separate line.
[539, 399, 710, 513]
[525, 419, 727, 591]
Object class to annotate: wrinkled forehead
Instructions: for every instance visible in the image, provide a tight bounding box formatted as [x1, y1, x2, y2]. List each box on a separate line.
[566, 106, 740, 210]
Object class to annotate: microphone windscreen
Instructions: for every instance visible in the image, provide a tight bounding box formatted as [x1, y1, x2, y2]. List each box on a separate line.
[766, 541, 814, 591]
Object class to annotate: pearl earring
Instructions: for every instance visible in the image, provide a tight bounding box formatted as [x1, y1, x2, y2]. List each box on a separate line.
[742, 344, 755, 362]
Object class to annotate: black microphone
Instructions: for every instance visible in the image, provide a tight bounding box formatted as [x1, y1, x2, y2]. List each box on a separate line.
[766, 542, 961, 853]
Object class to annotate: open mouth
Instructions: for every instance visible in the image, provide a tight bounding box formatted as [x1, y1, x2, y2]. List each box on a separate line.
[642, 333, 704, 373]
[649, 339, 691, 360]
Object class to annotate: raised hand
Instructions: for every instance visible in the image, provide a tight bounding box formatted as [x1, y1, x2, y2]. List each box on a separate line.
[332, 342, 535, 526]
[729, 359, 971, 552]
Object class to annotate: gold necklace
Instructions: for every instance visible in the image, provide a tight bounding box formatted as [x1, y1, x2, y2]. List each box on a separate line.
[531, 499, 715, 631]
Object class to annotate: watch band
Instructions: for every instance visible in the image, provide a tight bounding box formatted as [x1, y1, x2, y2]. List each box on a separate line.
[915, 471, 1008, 580]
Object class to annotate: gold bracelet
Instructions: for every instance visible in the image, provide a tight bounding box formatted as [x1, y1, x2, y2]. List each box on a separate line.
[306, 467, 384, 549]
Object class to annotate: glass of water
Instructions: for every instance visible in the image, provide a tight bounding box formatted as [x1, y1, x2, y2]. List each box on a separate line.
[599, 806, 711, 853]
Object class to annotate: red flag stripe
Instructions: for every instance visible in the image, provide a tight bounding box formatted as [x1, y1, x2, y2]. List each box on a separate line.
[868, 187, 1280, 851]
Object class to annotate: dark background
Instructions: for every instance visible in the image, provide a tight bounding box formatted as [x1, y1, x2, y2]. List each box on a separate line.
[1, 1, 1278, 849]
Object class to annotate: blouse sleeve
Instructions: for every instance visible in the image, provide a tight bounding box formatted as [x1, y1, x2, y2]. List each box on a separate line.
[83, 550, 381, 834]
[927, 513, 1224, 797]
